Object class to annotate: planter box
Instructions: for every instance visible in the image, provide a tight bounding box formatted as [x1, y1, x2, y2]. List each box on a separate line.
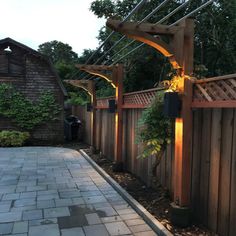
[163, 92, 181, 118]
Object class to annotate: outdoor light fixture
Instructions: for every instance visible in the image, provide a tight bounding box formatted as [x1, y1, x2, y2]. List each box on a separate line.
[163, 92, 181, 118]
[86, 102, 92, 112]
[108, 99, 116, 113]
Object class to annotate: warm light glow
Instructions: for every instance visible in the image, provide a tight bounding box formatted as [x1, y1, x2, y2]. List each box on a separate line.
[114, 113, 118, 156]
[175, 118, 183, 152]
[164, 75, 190, 93]
[174, 117, 183, 203]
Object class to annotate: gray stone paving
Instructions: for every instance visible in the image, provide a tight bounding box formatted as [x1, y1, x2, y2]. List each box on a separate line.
[0, 147, 158, 235]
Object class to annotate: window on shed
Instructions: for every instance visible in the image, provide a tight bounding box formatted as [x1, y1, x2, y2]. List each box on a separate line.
[0, 46, 25, 76]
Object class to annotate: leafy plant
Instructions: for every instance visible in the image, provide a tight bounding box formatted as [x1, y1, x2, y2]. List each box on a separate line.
[66, 92, 88, 105]
[0, 83, 61, 130]
[137, 92, 172, 169]
[0, 131, 30, 147]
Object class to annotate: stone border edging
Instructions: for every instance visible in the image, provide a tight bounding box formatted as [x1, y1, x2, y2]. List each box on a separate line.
[79, 149, 173, 236]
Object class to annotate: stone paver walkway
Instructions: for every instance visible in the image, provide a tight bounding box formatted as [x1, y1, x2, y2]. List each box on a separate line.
[0, 147, 157, 236]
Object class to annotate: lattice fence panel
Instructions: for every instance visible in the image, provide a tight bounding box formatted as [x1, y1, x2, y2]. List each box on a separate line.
[193, 76, 236, 102]
[123, 88, 161, 106]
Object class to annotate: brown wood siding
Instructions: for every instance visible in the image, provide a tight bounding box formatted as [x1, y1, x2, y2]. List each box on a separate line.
[0, 53, 64, 144]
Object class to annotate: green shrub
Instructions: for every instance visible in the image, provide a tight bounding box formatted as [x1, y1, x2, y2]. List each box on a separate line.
[137, 92, 172, 159]
[0, 131, 30, 147]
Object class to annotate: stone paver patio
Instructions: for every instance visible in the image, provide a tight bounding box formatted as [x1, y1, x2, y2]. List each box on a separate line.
[0, 147, 157, 236]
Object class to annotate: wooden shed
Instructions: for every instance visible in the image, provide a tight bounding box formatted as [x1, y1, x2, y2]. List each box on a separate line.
[0, 37, 67, 144]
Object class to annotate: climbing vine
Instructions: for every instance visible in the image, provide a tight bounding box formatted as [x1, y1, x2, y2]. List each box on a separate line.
[0, 83, 61, 130]
[137, 92, 172, 164]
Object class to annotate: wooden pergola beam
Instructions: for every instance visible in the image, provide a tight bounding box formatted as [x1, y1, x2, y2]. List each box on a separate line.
[106, 18, 195, 75]
[74, 64, 124, 169]
[107, 19, 182, 35]
[64, 79, 97, 147]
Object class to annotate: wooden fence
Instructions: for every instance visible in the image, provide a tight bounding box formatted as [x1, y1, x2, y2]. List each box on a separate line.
[72, 74, 236, 236]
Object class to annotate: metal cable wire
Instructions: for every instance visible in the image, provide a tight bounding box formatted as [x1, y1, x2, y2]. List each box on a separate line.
[80, 0, 213, 81]
[168, 0, 214, 27]
[73, 0, 148, 80]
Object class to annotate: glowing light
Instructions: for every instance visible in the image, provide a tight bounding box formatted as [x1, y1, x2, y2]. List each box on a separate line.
[163, 75, 190, 93]
[174, 117, 183, 201]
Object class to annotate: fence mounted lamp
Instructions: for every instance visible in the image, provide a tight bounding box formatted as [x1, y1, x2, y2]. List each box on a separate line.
[108, 99, 117, 113]
[163, 92, 181, 118]
[86, 102, 92, 112]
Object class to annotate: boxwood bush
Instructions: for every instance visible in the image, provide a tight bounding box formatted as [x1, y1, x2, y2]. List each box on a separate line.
[0, 131, 30, 147]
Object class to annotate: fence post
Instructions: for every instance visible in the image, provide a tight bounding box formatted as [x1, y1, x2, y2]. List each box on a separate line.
[113, 64, 124, 171]
[171, 78, 193, 226]
[91, 81, 97, 149]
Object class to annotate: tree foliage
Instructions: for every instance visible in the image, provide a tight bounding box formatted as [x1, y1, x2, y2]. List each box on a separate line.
[87, 0, 236, 95]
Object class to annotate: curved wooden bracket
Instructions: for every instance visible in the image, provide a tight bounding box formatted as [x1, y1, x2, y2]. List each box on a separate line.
[106, 18, 194, 75]
[123, 30, 180, 69]
[64, 80, 94, 96]
[75, 64, 119, 88]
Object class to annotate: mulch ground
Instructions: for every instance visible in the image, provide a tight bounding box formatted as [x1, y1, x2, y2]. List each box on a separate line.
[60, 141, 217, 236]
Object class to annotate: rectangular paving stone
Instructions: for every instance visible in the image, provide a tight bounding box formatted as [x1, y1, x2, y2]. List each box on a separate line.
[29, 218, 57, 226]
[9, 233, 27, 236]
[83, 196, 107, 204]
[27, 185, 47, 191]
[105, 222, 131, 235]
[16, 186, 26, 193]
[37, 193, 59, 201]
[0, 185, 16, 194]
[55, 198, 73, 207]
[101, 216, 122, 223]
[0, 222, 13, 234]
[0, 211, 22, 223]
[13, 221, 28, 234]
[83, 224, 109, 236]
[125, 218, 146, 226]
[14, 198, 36, 207]
[20, 191, 37, 199]
[23, 209, 42, 220]
[130, 224, 152, 233]
[72, 197, 85, 205]
[37, 199, 55, 209]
[29, 224, 60, 236]
[134, 231, 157, 236]
[61, 227, 85, 236]
[96, 206, 117, 217]
[37, 190, 58, 195]
[120, 213, 141, 221]
[0, 201, 12, 212]
[85, 213, 101, 225]
[2, 193, 20, 200]
[44, 207, 70, 218]
[116, 208, 136, 215]
[11, 205, 36, 212]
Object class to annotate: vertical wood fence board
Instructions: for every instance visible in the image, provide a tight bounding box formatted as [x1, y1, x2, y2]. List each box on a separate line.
[122, 110, 127, 164]
[208, 109, 222, 232]
[229, 109, 236, 236]
[191, 109, 203, 221]
[199, 109, 212, 225]
[218, 109, 234, 236]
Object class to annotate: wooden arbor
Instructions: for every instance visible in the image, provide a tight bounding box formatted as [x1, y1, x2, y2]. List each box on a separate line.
[107, 18, 194, 211]
[76, 64, 124, 169]
[64, 80, 96, 147]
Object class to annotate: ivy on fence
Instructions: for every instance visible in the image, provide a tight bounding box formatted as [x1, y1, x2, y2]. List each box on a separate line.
[0, 83, 61, 130]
